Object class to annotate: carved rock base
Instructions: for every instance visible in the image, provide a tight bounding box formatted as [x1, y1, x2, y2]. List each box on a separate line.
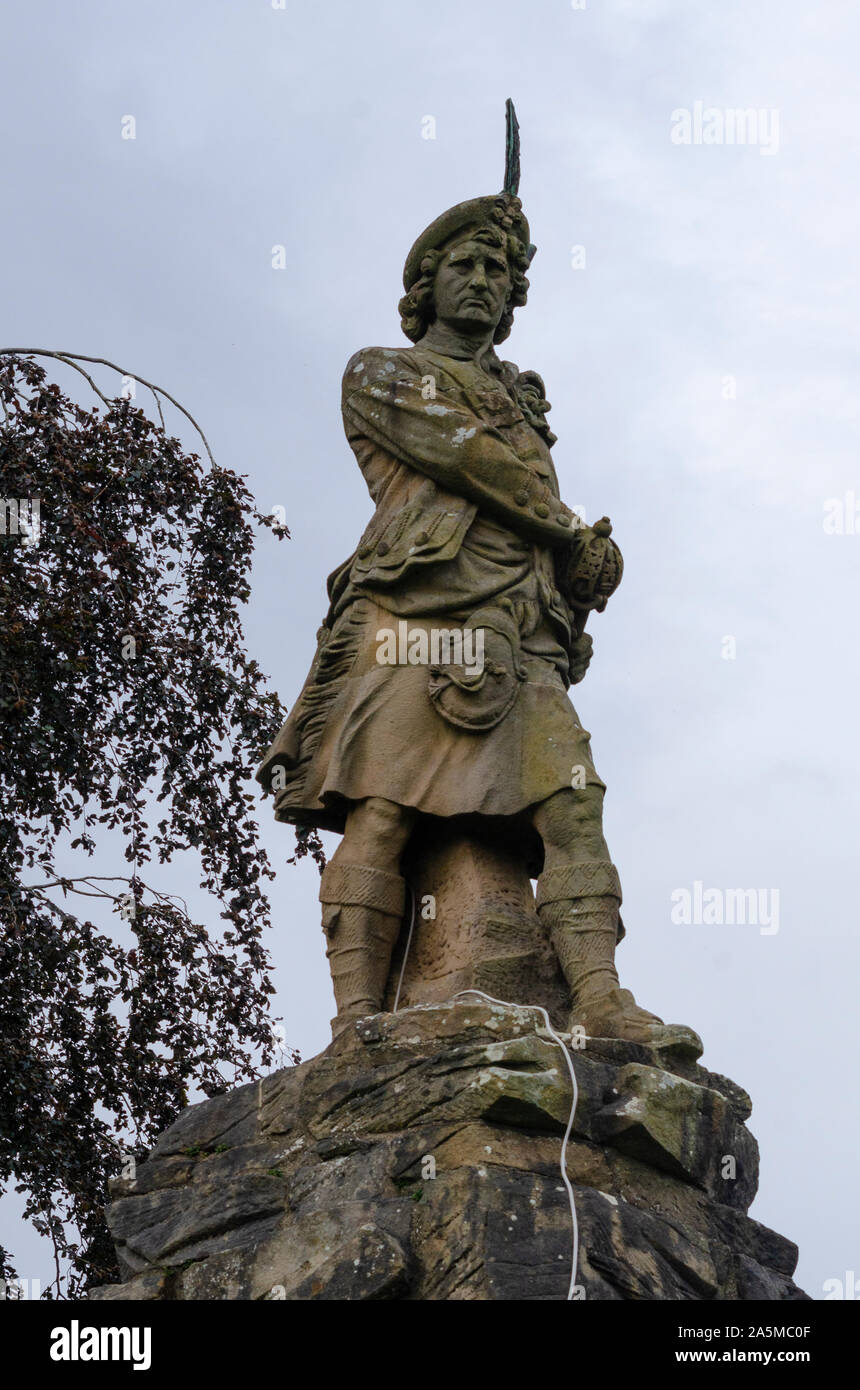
[91, 1001, 808, 1302]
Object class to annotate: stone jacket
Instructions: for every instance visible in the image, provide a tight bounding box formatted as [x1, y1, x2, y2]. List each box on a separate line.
[325, 344, 580, 619]
[256, 343, 585, 802]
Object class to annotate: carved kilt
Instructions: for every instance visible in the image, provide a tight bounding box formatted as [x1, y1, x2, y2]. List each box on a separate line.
[257, 345, 603, 835]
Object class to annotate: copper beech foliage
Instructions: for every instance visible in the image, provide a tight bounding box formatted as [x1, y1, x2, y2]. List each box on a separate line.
[0, 353, 315, 1295]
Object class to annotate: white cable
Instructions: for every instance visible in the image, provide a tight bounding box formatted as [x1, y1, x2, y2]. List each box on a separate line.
[391, 881, 417, 1014]
[452, 988, 581, 1302]
[390, 894, 581, 1299]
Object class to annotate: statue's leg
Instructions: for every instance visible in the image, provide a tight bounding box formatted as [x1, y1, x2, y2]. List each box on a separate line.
[319, 797, 415, 1037]
[532, 788, 701, 1054]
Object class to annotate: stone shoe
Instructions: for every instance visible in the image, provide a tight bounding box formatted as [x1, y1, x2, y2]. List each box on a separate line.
[570, 986, 703, 1059]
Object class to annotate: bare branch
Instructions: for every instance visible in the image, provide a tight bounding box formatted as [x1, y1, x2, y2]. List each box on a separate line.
[149, 385, 166, 433]
[0, 349, 216, 467]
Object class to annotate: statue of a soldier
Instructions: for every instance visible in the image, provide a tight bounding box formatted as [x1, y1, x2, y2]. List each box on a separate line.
[259, 105, 698, 1055]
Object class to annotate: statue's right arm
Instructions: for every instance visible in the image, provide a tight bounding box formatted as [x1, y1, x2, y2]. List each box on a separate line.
[342, 350, 579, 547]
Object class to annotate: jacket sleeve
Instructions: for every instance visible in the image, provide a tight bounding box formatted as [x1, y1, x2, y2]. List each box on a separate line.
[342, 349, 580, 547]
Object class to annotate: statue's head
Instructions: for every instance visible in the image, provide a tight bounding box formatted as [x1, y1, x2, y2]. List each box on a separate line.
[399, 193, 535, 345]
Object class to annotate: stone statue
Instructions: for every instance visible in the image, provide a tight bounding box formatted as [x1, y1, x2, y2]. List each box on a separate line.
[258, 102, 700, 1057]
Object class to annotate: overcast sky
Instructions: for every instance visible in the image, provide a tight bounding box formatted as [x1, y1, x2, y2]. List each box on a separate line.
[3, 0, 859, 1300]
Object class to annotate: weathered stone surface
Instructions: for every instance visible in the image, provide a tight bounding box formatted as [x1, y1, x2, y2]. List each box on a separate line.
[592, 1063, 759, 1208]
[385, 832, 570, 1027]
[90, 1001, 808, 1301]
[280, 1226, 410, 1301]
[88, 1268, 169, 1301]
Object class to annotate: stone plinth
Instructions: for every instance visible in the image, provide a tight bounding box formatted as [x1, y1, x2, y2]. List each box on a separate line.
[384, 830, 570, 1027]
[91, 1000, 808, 1302]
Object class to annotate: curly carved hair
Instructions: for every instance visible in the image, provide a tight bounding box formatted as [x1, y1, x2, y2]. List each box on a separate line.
[398, 223, 532, 346]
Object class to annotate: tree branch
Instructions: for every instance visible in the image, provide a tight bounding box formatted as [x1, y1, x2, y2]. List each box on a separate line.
[0, 349, 216, 467]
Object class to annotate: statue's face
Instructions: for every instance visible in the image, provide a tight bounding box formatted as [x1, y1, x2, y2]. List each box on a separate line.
[432, 237, 511, 333]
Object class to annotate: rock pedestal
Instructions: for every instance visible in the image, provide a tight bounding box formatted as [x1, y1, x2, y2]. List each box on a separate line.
[91, 1000, 808, 1301]
[384, 831, 569, 1025]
